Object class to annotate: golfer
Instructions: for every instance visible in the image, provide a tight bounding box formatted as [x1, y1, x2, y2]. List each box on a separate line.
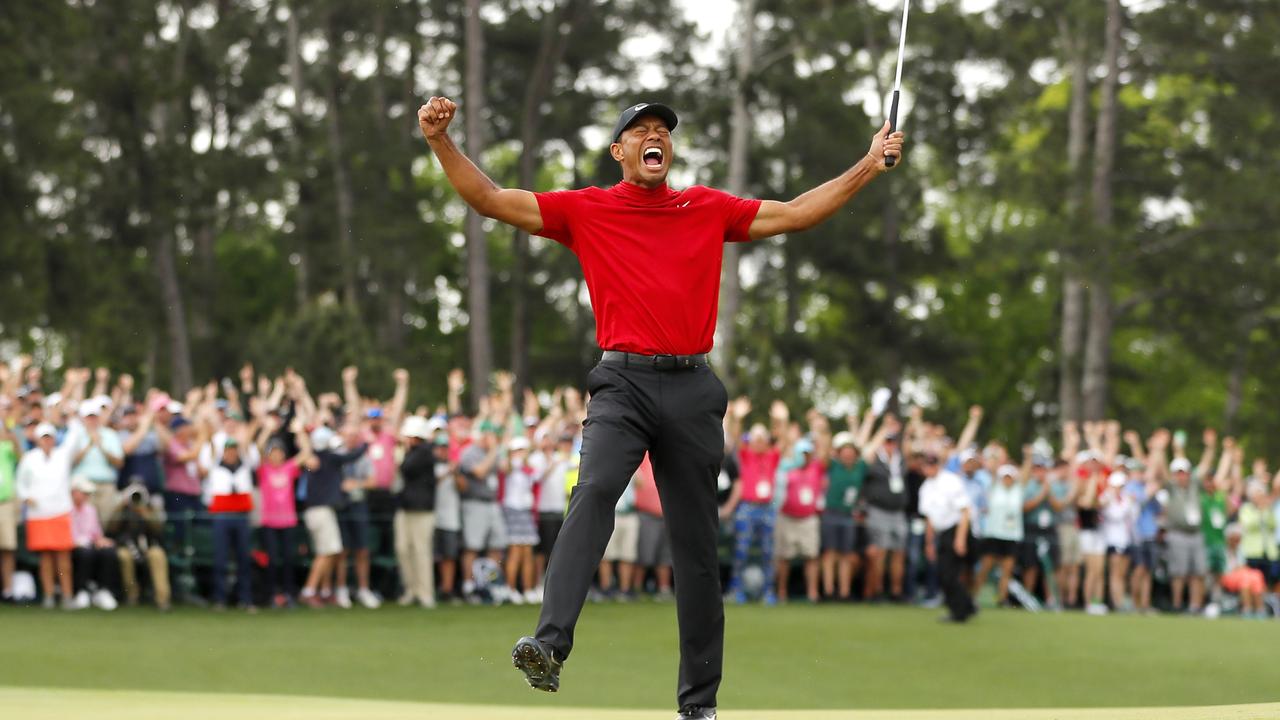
[418, 97, 904, 720]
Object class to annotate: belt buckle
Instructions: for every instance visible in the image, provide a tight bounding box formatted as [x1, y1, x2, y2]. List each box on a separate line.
[653, 354, 676, 370]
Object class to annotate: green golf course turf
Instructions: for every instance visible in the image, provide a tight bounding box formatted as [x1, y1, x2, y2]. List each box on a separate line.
[2, 602, 1277, 711]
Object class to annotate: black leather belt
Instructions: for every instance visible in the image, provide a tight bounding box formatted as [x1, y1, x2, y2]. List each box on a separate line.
[601, 350, 708, 371]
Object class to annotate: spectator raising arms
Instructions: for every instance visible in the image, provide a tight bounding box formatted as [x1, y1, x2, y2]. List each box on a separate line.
[16, 423, 77, 609]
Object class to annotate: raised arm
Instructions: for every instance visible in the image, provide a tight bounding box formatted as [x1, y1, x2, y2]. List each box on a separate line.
[861, 414, 899, 459]
[853, 407, 878, 448]
[747, 122, 904, 240]
[1196, 428, 1217, 479]
[955, 405, 983, 456]
[341, 366, 362, 416]
[419, 97, 542, 234]
[725, 397, 750, 454]
[387, 369, 409, 428]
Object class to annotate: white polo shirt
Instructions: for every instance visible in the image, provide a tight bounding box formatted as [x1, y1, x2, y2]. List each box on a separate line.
[919, 469, 971, 532]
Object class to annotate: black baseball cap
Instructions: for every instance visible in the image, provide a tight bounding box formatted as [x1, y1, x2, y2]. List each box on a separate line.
[611, 102, 679, 144]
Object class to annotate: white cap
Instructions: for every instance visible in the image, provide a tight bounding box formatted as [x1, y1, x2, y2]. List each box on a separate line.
[426, 416, 448, 434]
[79, 399, 104, 418]
[997, 464, 1019, 479]
[1108, 470, 1128, 487]
[1170, 458, 1192, 473]
[71, 475, 97, 494]
[91, 394, 114, 409]
[508, 436, 531, 452]
[43, 392, 62, 408]
[1074, 450, 1098, 465]
[310, 426, 336, 450]
[34, 422, 57, 439]
[833, 431, 856, 450]
[166, 400, 184, 414]
[959, 448, 979, 463]
[400, 416, 431, 440]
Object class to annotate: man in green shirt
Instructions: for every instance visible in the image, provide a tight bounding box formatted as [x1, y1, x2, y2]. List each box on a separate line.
[0, 422, 21, 600]
[820, 432, 865, 601]
[1201, 483, 1230, 577]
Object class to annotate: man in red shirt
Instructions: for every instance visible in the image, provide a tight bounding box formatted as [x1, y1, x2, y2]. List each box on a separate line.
[418, 96, 904, 720]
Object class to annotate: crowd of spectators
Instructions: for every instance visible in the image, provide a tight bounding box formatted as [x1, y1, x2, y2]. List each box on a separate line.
[1, 354, 1277, 620]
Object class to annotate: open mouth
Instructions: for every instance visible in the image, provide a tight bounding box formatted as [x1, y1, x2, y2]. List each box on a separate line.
[643, 147, 664, 168]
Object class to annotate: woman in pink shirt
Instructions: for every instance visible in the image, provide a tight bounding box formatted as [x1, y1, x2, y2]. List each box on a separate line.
[69, 476, 120, 610]
[256, 423, 313, 608]
[776, 440, 826, 603]
[162, 416, 208, 548]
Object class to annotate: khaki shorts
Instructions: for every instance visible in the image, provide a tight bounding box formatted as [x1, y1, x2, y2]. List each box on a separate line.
[1057, 523, 1082, 566]
[304, 506, 344, 557]
[604, 513, 640, 563]
[777, 515, 820, 561]
[0, 499, 17, 551]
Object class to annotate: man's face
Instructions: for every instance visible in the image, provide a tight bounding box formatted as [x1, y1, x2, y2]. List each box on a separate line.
[611, 115, 673, 188]
[341, 423, 361, 447]
[1174, 470, 1190, 486]
[121, 412, 138, 431]
[83, 413, 101, 429]
[38, 434, 56, 453]
[369, 417, 383, 435]
[72, 489, 89, 507]
[837, 446, 858, 465]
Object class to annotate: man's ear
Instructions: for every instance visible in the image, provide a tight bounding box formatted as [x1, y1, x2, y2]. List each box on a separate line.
[610, 142, 624, 162]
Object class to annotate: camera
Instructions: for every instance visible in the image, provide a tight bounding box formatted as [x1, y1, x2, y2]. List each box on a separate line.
[122, 482, 150, 508]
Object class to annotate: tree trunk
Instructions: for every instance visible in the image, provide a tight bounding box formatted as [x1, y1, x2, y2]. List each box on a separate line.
[716, 0, 756, 389]
[1081, 0, 1122, 421]
[1223, 344, 1246, 435]
[286, 4, 311, 309]
[510, 0, 585, 395]
[464, 0, 493, 402]
[1058, 16, 1089, 426]
[324, 12, 359, 310]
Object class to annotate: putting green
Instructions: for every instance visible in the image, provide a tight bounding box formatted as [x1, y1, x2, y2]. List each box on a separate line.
[4, 687, 1280, 719]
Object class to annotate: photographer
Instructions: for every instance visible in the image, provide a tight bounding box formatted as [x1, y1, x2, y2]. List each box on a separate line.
[106, 483, 171, 610]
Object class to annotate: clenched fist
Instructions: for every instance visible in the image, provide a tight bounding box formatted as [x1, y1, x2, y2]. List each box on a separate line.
[419, 97, 457, 140]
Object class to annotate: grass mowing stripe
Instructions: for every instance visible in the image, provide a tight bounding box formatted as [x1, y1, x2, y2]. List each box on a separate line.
[1, 603, 1276, 710]
[3, 688, 1280, 720]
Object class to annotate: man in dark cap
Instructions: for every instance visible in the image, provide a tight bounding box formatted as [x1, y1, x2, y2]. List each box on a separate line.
[418, 96, 905, 720]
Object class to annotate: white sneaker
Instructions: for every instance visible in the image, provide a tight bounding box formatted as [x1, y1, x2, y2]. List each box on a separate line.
[92, 589, 118, 611]
[357, 588, 382, 609]
[335, 588, 353, 609]
[524, 589, 541, 605]
[397, 594, 415, 607]
[507, 587, 525, 605]
[1086, 602, 1109, 616]
[72, 590, 92, 610]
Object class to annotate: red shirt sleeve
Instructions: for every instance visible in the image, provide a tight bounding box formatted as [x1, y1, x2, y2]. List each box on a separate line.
[534, 190, 581, 248]
[711, 189, 762, 243]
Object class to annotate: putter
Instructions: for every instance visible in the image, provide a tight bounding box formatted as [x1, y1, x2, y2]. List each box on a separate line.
[885, 0, 910, 168]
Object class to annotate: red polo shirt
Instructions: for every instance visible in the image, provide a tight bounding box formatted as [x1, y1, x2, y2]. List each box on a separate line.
[535, 182, 762, 355]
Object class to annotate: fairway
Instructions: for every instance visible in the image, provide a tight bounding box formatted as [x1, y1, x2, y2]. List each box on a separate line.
[4, 603, 1278, 717]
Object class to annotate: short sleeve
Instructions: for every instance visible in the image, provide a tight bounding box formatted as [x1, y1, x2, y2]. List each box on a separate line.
[534, 190, 582, 248]
[710, 189, 762, 243]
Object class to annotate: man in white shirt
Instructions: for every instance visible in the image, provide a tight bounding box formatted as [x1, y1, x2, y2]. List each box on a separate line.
[919, 455, 976, 623]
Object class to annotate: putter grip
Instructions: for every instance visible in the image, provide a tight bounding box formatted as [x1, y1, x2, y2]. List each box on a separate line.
[885, 90, 900, 168]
